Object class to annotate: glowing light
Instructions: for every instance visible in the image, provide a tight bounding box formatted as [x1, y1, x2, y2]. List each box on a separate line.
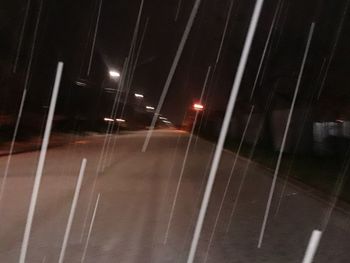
[146, 106, 155, 110]
[116, 118, 126, 122]
[134, 93, 144, 98]
[193, 103, 204, 111]
[109, 70, 120, 78]
[159, 116, 167, 120]
[104, 117, 114, 122]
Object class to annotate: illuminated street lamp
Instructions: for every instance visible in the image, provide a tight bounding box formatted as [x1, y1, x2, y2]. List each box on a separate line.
[104, 117, 114, 122]
[109, 70, 120, 78]
[193, 103, 204, 111]
[134, 93, 144, 98]
[116, 118, 126, 123]
[146, 106, 155, 110]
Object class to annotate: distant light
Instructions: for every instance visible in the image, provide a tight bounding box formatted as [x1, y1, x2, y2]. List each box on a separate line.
[109, 70, 120, 78]
[75, 81, 87, 87]
[193, 103, 204, 111]
[104, 117, 114, 122]
[159, 116, 167, 120]
[146, 106, 155, 110]
[134, 93, 144, 98]
[163, 120, 172, 124]
[336, 119, 344, 123]
[116, 118, 126, 122]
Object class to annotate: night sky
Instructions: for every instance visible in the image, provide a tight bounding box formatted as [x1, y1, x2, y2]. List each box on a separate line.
[1, 0, 350, 125]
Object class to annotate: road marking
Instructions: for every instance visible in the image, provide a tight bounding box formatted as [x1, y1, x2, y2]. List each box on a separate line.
[59, 158, 87, 263]
[302, 230, 322, 263]
[19, 62, 64, 263]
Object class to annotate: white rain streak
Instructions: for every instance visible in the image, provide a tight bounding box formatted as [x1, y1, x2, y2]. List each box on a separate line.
[186, 0, 265, 261]
[164, 111, 200, 244]
[302, 230, 322, 263]
[97, 56, 128, 174]
[123, 0, 145, 92]
[202, 105, 254, 263]
[177, 145, 216, 262]
[199, 0, 235, 128]
[81, 57, 130, 246]
[317, 0, 350, 99]
[216, 0, 234, 64]
[81, 193, 101, 263]
[86, 0, 103, 76]
[0, 0, 43, 202]
[109, 17, 148, 159]
[274, 58, 326, 216]
[58, 158, 87, 263]
[19, 62, 64, 263]
[163, 67, 211, 243]
[78, 56, 128, 244]
[108, 62, 138, 163]
[12, 0, 31, 73]
[273, 1, 289, 51]
[199, 66, 212, 103]
[159, 131, 186, 240]
[161, 134, 183, 205]
[226, 87, 276, 232]
[257, 23, 315, 249]
[125, 16, 149, 97]
[107, 17, 149, 165]
[249, 0, 283, 101]
[256, 0, 285, 88]
[174, 0, 183, 21]
[142, 0, 202, 152]
[102, 1, 145, 168]
[194, 66, 211, 148]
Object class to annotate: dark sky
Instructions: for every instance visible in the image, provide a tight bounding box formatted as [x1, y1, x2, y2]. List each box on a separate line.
[1, 0, 350, 125]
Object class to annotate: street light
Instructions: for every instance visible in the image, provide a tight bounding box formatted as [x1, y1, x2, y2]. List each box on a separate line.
[104, 117, 114, 122]
[193, 103, 204, 111]
[134, 93, 144, 98]
[146, 106, 155, 110]
[109, 70, 120, 78]
[116, 118, 126, 123]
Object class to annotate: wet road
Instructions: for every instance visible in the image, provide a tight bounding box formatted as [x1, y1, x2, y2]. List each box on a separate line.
[0, 130, 349, 262]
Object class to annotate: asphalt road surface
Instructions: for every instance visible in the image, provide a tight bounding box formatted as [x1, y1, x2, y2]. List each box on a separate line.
[0, 130, 349, 262]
